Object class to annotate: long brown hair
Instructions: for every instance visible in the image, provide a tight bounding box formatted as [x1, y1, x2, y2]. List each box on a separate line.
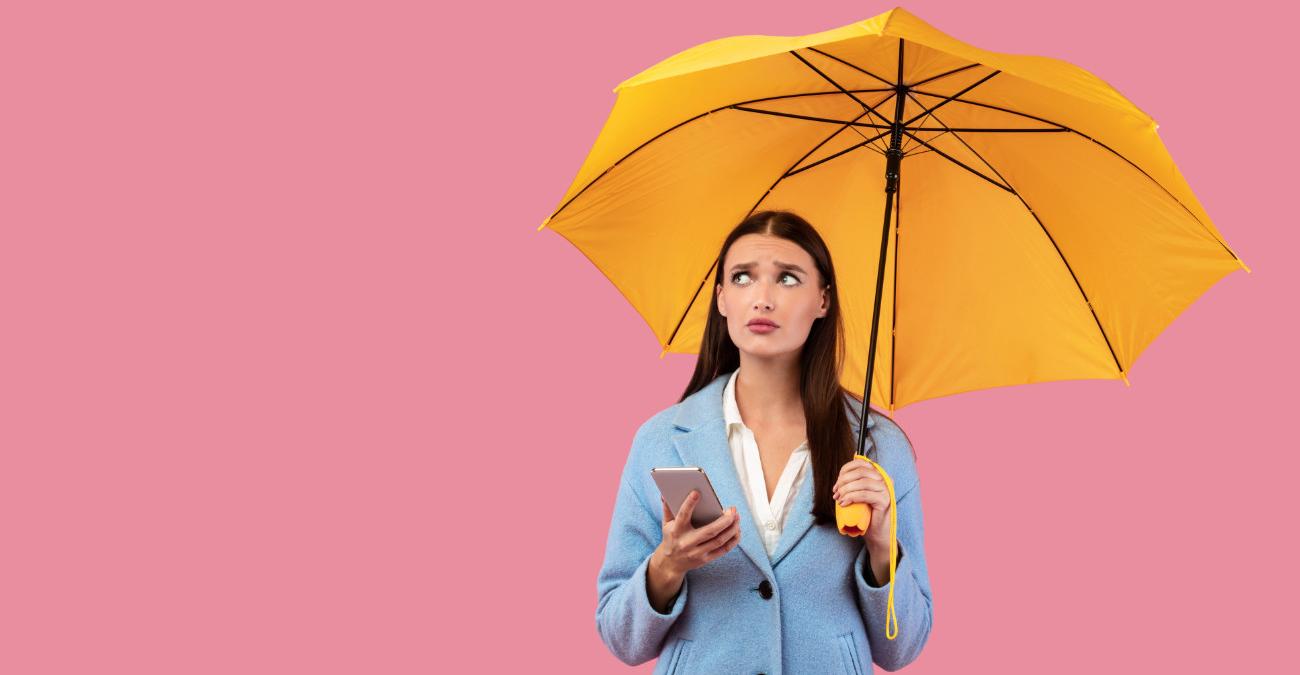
[677, 209, 912, 527]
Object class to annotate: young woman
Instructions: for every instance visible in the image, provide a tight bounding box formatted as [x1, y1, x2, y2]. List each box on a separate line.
[595, 210, 934, 674]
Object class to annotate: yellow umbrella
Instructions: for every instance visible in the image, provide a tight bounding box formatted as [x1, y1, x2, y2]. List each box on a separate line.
[538, 5, 1249, 412]
[539, 5, 1250, 639]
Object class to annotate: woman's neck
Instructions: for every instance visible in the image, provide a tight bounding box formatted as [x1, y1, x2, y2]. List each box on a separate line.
[735, 354, 803, 424]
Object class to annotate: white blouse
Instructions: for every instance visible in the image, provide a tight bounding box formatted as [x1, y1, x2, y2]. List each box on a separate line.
[722, 367, 810, 558]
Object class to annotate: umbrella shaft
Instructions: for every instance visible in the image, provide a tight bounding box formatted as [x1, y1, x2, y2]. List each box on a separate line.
[858, 84, 909, 453]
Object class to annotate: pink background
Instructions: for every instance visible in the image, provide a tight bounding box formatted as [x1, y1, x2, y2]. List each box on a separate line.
[2, 0, 1296, 672]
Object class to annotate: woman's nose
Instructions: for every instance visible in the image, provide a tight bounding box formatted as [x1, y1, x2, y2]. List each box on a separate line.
[752, 281, 774, 310]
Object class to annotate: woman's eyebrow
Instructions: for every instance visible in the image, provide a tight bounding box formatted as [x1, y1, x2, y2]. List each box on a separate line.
[728, 261, 808, 274]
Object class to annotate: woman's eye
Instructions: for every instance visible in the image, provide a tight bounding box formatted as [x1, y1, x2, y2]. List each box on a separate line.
[731, 271, 800, 285]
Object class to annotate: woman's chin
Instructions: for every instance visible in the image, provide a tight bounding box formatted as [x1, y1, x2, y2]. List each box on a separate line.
[737, 343, 797, 359]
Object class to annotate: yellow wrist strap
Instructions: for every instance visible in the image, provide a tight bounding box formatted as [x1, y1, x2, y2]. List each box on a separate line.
[834, 453, 899, 640]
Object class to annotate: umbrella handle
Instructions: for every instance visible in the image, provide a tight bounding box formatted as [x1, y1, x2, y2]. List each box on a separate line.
[834, 454, 895, 536]
[835, 454, 900, 640]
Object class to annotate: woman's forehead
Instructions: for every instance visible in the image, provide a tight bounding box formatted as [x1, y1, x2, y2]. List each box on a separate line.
[725, 234, 814, 268]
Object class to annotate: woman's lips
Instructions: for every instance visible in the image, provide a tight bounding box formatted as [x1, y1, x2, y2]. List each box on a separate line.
[747, 323, 777, 334]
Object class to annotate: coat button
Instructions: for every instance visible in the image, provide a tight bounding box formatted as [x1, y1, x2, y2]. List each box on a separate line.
[757, 580, 773, 599]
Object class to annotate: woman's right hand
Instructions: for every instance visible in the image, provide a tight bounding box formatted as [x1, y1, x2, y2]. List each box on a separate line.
[654, 490, 741, 579]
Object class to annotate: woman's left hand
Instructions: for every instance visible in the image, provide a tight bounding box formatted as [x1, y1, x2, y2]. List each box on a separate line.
[832, 457, 893, 551]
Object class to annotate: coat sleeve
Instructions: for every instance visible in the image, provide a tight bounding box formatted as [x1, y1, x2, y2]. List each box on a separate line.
[594, 422, 688, 666]
[852, 426, 935, 671]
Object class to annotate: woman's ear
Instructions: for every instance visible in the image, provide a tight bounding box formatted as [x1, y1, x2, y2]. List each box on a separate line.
[716, 283, 726, 317]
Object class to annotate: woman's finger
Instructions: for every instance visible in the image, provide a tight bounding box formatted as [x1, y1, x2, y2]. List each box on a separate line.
[684, 507, 736, 548]
[838, 457, 870, 478]
[674, 490, 700, 530]
[837, 486, 889, 507]
[834, 473, 885, 498]
[693, 515, 740, 548]
[838, 489, 890, 510]
[835, 482, 886, 503]
[844, 476, 887, 493]
[697, 518, 741, 557]
[703, 523, 741, 562]
[661, 496, 674, 525]
[835, 462, 868, 490]
[836, 470, 884, 488]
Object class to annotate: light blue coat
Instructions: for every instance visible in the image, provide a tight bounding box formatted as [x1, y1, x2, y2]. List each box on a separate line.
[595, 371, 934, 674]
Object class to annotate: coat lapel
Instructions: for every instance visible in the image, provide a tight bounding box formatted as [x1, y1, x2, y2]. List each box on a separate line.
[671, 374, 774, 580]
[768, 392, 876, 566]
[669, 373, 880, 576]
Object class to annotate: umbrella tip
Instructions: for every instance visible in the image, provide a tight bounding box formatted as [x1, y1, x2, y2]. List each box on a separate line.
[659, 345, 668, 359]
[1238, 259, 1251, 274]
[1121, 372, 1131, 387]
[537, 216, 551, 232]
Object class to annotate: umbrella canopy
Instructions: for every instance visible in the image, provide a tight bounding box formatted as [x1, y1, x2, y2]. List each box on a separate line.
[538, 6, 1249, 413]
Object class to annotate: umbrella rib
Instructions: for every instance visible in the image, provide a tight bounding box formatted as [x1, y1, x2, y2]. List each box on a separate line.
[908, 90, 1245, 264]
[805, 46, 897, 88]
[785, 49, 899, 127]
[901, 70, 1001, 128]
[890, 68, 1000, 158]
[789, 50, 894, 153]
[661, 107, 883, 354]
[909, 63, 984, 88]
[897, 83, 1064, 154]
[897, 128, 1013, 192]
[730, 105, 892, 130]
[896, 83, 943, 156]
[543, 82, 980, 231]
[911, 87, 1074, 126]
[805, 46, 995, 157]
[901, 96, 1126, 378]
[546, 78, 1024, 238]
[1003, 175, 1127, 380]
[542, 88, 897, 230]
[905, 127, 1068, 133]
[903, 90, 1028, 183]
[740, 87, 897, 103]
[738, 95, 901, 178]
[785, 132, 890, 177]
[806, 46, 987, 94]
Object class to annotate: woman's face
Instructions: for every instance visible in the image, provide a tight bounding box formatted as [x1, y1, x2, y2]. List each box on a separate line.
[716, 234, 828, 360]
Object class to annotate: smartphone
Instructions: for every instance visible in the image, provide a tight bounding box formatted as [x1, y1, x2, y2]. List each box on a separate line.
[650, 467, 726, 529]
